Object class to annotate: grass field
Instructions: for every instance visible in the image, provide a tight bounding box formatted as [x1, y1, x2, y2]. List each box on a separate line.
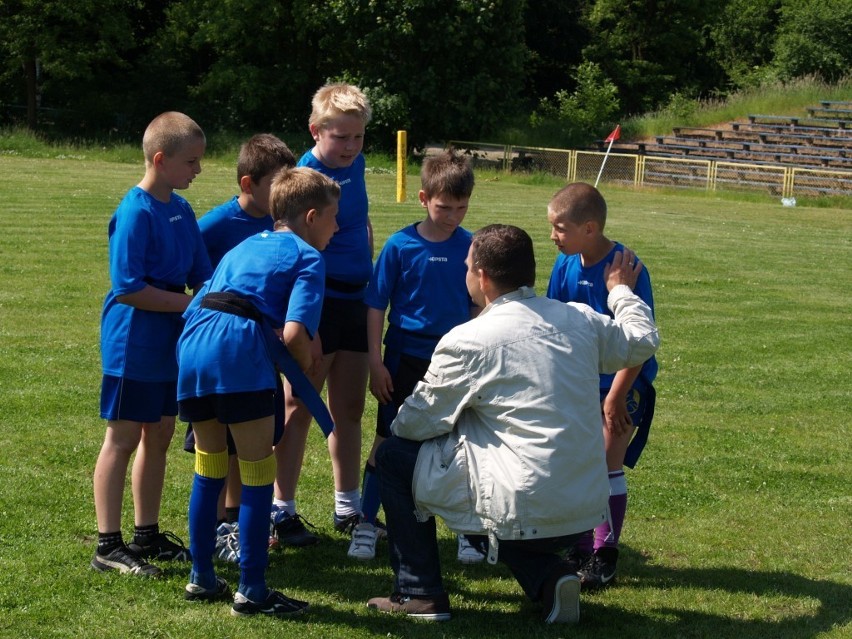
[0, 154, 850, 639]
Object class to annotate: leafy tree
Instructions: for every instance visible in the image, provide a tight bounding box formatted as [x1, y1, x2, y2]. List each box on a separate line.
[710, 0, 782, 89]
[530, 61, 620, 147]
[581, 0, 724, 114]
[772, 0, 852, 82]
[0, 0, 137, 131]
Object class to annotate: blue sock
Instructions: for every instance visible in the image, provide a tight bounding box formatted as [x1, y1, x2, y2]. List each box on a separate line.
[188, 473, 225, 589]
[360, 462, 381, 524]
[238, 482, 274, 602]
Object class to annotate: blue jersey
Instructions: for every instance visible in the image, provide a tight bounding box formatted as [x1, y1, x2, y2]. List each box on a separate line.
[100, 186, 212, 382]
[546, 242, 658, 389]
[177, 230, 324, 399]
[198, 196, 273, 268]
[365, 223, 473, 359]
[297, 151, 372, 298]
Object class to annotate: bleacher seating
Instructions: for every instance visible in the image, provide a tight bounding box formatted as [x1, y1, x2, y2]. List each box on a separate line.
[605, 101, 852, 171]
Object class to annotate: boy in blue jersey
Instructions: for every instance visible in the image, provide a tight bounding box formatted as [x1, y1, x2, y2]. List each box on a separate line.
[184, 134, 296, 563]
[348, 149, 479, 561]
[92, 112, 213, 577]
[545, 182, 658, 590]
[272, 83, 374, 547]
[177, 167, 339, 616]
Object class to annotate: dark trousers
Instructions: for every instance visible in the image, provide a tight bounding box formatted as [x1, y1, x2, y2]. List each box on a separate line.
[376, 435, 584, 601]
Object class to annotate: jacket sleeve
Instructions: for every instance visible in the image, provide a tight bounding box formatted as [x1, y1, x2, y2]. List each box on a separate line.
[390, 336, 478, 441]
[593, 284, 660, 374]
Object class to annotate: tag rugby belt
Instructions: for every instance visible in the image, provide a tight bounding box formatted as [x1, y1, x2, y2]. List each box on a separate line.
[200, 291, 335, 437]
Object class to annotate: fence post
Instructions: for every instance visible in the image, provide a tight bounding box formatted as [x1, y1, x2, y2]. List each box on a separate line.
[396, 130, 407, 203]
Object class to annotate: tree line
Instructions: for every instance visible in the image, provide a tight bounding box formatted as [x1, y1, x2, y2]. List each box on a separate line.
[1, 0, 849, 150]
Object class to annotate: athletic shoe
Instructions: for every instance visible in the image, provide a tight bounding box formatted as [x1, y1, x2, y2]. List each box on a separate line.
[185, 576, 230, 602]
[215, 522, 240, 564]
[271, 511, 320, 547]
[333, 512, 361, 535]
[91, 544, 162, 578]
[578, 547, 618, 590]
[231, 590, 310, 617]
[366, 592, 451, 622]
[456, 535, 485, 564]
[347, 522, 380, 560]
[542, 565, 581, 624]
[563, 547, 592, 573]
[128, 530, 191, 562]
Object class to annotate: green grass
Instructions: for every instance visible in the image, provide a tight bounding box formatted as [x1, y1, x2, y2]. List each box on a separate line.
[624, 75, 852, 139]
[0, 155, 850, 639]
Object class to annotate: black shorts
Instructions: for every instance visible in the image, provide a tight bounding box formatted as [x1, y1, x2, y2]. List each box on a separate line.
[376, 352, 431, 438]
[318, 297, 368, 354]
[183, 375, 285, 454]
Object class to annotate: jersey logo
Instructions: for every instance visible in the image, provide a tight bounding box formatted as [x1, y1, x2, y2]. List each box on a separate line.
[577, 279, 594, 288]
[338, 178, 352, 186]
[428, 256, 448, 262]
[169, 214, 183, 223]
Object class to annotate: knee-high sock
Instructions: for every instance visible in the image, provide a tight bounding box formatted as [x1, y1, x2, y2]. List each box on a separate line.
[595, 470, 627, 551]
[360, 462, 381, 524]
[238, 454, 276, 601]
[189, 448, 229, 588]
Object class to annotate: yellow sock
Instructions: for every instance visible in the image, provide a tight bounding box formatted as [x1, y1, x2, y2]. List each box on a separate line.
[195, 447, 229, 479]
[239, 454, 276, 486]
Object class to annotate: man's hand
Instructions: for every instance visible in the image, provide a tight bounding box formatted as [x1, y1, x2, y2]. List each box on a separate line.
[604, 248, 643, 292]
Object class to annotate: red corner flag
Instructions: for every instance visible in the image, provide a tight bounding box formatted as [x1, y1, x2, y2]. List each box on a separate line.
[605, 125, 621, 143]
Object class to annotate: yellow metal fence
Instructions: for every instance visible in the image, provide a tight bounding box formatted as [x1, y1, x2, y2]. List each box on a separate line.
[446, 141, 852, 198]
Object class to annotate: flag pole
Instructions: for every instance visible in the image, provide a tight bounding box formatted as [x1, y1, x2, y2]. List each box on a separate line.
[594, 125, 621, 188]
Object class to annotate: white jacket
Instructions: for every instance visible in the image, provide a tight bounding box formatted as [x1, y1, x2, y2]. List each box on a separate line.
[391, 285, 660, 563]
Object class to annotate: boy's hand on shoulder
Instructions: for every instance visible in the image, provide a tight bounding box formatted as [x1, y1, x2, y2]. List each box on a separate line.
[369, 363, 394, 404]
[605, 248, 642, 292]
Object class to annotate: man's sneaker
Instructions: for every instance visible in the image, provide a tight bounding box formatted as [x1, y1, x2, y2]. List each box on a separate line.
[231, 590, 310, 617]
[367, 592, 451, 622]
[333, 512, 361, 535]
[271, 511, 320, 547]
[578, 547, 618, 590]
[457, 535, 485, 564]
[542, 564, 581, 624]
[185, 576, 230, 602]
[128, 530, 192, 562]
[347, 522, 380, 560]
[91, 544, 162, 578]
[215, 522, 240, 564]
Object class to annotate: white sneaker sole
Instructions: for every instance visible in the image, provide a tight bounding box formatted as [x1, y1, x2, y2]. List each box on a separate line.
[545, 574, 581, 624]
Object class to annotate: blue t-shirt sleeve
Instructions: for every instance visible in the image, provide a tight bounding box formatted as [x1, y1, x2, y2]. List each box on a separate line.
[364, 237, 401, 311]
[285, 249, 325, 338]
[108, 202, 150, 297]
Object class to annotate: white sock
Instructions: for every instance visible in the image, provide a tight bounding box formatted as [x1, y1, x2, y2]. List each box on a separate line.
[334, 489, 360, 517]
[273, 498, 296, 516]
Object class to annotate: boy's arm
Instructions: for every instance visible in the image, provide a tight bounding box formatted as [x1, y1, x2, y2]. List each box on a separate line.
[281, 321, 312, 371]
[367, 216, 374, 258]
[367, 305, 393, 404]
[603, 365, 643, 437]
[117, 285, 191, 313]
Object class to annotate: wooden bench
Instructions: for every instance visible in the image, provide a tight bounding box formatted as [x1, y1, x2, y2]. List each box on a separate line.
[748, 114, 801, 126]
[807, 106, 852, 119]
[820, 100, 852, 109]
[731, 121, 850, 137]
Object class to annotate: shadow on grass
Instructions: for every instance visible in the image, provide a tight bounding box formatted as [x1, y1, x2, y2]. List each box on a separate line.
[258, 536, 849, 638]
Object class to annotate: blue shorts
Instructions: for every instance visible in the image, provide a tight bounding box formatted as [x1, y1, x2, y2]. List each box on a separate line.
[601, 377, 656, 468]
[376, 352, 431, 438]
[319, 297, 368, 354]
[100, 375, 177, 423]
[178, 390, 275, 425]
[183, 374, 285, 454]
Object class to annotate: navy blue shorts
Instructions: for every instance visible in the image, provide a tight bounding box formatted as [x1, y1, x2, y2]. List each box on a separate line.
[183, 374, 285, 454]
[376, 352, 431, 438]
[100, 375, 177, 423]
[601, 377, 656, 468]
[318, 297, 368, 354]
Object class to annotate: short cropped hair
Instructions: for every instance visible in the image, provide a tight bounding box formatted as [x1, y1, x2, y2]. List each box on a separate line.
[548, 182, 607, 228]
[270, 167, 341, 230]
[142, 112, 205, 163]
[471, 224, 536, 291]
[309, 83, 372, 129]
[421, 149, 475, 199]
[237, 134, 296, 186]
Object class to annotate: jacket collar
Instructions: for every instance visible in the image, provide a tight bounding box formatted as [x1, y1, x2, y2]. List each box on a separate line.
[481, 286, 537, 316]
